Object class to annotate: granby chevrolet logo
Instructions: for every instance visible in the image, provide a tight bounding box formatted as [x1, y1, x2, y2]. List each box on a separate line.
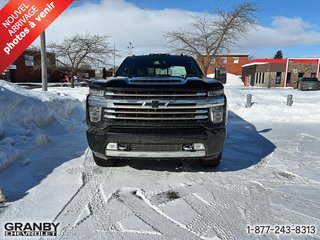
[0, 0, 74, 74]
[4, 222, 60, 237]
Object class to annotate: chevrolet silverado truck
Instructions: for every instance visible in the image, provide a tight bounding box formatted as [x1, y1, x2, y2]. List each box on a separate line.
[86, 54, 227, 167]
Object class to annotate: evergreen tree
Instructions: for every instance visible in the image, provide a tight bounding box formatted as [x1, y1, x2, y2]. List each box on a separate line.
[274, 50, 283, 59]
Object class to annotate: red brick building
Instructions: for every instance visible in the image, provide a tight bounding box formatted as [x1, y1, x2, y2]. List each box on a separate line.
[199, 54, 249, 76]
[1, 49, 60, 83]
[0, 49, 103, 82]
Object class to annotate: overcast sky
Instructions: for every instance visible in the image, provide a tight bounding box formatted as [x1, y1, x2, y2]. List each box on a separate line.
[1, 0, 320, 65]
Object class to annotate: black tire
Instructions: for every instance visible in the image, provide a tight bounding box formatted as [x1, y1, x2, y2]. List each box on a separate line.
[201, 153, 222, 167]
[92, 153, 117, 167]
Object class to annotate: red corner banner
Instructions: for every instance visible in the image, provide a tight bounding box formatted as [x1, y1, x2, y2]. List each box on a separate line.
[0, 0, 74, 74]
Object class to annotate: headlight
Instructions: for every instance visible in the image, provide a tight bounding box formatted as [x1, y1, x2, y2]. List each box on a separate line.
[89, 106, 102, 122]
[105, 91, 115, 96]
[207, 89, 224, 96]
[209, 106, 224, 123]
[89, 88, 104, 96]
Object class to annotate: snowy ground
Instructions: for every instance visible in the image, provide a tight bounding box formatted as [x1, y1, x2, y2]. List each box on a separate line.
[0, 77, 319, 240]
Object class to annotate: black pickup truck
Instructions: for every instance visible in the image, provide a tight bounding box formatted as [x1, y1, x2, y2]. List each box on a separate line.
[86, 54, 227, 167]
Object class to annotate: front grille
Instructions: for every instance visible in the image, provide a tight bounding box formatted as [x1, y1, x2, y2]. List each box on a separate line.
[88, 88, 225, 124]
[130, 144, 181, 152]
[103, 108, 208, 121]
[102, 88, 211, 122]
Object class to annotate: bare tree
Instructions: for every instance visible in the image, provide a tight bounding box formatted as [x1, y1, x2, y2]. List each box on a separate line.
[165, 2, 257, 76]
[48, 33, 113, 87]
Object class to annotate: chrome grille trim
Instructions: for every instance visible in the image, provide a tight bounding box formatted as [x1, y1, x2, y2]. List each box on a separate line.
[88, 94, 224, 122]
[104, 115, 208, 121]
[88, 96, 225, 108]
[104, 109, 208, 114]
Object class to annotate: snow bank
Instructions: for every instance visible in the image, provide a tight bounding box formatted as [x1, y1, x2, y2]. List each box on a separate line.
[225, 86, 320, 123]
[0, 80, 87, 171]
[207, 73, 244, 86]
[205, 72, 320, 123]
[0, 189, 5, 203]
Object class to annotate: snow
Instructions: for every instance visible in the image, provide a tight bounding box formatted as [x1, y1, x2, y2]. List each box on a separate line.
[0, 79, 320, 239]
[241, 62, 268, 67]
[0, 80, 87, 170]
[0, 190, 5, 203]
[207, 73, 244, 86]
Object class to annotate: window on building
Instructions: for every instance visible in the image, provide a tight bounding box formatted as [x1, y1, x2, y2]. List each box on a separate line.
[298, 72, 304, 81]
[262, 72, 265, 84]
[311, 72, 316, 77]
[210, 58, 216, 64]
[221, 57, 227, 64]
[233, 57, 239, 64]
[259, 73, 262, 84]
[24, 55, 34, 67]
[276, 72, 281, 84]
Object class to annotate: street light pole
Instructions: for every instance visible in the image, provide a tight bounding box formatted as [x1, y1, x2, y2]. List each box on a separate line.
[113, 43, 116, 75]
[40, 31, 48, 91]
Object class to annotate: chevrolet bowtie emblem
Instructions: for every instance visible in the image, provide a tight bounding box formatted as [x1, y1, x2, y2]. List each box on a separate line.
[151, 100, 160, 108]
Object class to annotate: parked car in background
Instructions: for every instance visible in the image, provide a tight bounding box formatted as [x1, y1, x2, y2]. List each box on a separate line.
[61, 78, 88, 87]
[297, 77, 320, 91]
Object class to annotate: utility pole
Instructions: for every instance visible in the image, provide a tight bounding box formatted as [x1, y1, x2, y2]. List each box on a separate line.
[113, 43, 116, 75]
[127, 42, 134, 56]
[40, 31, 48, 91]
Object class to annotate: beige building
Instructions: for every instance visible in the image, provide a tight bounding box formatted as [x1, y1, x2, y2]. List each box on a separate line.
[242, 58, 320, 88]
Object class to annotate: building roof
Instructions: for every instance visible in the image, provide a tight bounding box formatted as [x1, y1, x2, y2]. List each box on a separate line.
[242, 58, 320, 68]
[241, 62, 268, 68]
[250, 59, 286, 63]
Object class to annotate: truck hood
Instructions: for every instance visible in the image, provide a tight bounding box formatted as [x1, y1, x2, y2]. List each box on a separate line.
[89, 76, 224, 90]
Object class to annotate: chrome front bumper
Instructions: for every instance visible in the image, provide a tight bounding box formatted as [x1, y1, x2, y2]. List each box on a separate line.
[105, 150, 206, 158]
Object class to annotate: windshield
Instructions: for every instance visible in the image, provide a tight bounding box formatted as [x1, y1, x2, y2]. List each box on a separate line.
[115, 55, 203, 78]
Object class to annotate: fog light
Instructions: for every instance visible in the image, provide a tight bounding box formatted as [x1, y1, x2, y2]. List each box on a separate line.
[182, 144, 193, 151]
[106, 143, 118, 150]
[118, 144, 130, 151]
[193, 143, 205, 151]
[209, 106, 224, 123]
[89, 106, 102, 122]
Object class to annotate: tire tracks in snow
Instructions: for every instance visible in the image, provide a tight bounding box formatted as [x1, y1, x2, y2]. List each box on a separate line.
[145, 176, 276, 240]
[118, 189, 203, 239]
[52, 150, 315, 240]
[53, 149, 113, 238]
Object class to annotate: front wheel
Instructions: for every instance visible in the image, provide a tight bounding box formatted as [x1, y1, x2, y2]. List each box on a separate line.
[200, 153, 222, 167]
[92, 153, 117, 167]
